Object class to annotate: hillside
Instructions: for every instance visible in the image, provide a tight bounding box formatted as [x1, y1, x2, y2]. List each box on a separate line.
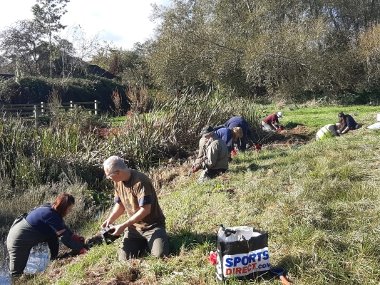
[14, 106, 380, 285]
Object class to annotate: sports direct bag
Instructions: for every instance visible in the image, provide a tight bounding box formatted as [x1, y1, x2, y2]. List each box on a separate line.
[216, 225, 270, 280]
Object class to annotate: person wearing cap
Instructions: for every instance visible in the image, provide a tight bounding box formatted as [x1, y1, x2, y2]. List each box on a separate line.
[316, 124, 340, 140]
[192, 126, 229, 182]
[6, 193, 87, 277]
[223, 116, 253, 151]
[261, 112, 283, 132]
[337, 112, 360, 134]
[102, 156, 169, 260]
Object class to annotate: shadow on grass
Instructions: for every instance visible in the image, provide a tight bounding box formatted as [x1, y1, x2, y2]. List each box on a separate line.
[284, 121, 305, 129]
[230, 160, 288, 174]
[168, 230, 215, 255]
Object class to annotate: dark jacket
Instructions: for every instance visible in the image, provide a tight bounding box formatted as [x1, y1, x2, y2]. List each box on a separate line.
[223, 116, 251, 150]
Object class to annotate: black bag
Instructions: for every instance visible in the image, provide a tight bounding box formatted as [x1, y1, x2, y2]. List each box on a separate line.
[216, 225, 270, 281]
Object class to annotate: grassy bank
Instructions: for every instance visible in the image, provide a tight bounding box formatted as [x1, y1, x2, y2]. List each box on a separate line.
[18, 105, 380, 285]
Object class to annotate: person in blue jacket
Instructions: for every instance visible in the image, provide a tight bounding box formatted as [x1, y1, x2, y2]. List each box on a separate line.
[215, 127, 243, 152]
[6, 193, 87, 277]
[223, 116, 252, 151]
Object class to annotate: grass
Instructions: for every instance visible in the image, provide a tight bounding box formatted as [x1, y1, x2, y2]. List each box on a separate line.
[17, 104, 380, 285]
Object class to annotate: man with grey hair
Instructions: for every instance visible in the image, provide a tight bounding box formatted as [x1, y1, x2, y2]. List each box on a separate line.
[102, 156, 169, 260]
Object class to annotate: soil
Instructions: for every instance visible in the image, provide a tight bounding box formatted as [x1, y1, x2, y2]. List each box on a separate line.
[254, 124, 313, 149]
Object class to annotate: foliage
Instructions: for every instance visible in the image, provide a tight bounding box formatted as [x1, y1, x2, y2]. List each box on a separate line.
[0, 76, 130, 113]
[90, 43, 153, 87]
[148, 0, 380, 102]
[32, 0, 70, 77]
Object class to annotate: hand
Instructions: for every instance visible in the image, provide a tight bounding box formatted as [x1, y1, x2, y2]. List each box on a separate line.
[192, 163, 202, 173]
[72, 234, 85, 243]
[254, 143, 262, 151]
[101, 219, 111, 229]
[79, 248, 88, 255]
[109, 224, 125, 237]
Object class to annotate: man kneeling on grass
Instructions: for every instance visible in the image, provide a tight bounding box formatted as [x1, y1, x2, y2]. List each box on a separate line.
[102, 156, 169, 260]
[192, 126, 229, 182]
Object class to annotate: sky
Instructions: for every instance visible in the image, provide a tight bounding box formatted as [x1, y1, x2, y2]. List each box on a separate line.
[0, 0, 168, 50]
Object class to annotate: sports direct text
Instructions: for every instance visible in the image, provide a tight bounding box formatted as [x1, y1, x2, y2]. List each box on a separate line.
[222, 248, 270, 277]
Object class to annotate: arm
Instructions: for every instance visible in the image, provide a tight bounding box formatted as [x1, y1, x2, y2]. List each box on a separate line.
[102, 202, 125, 228]
[341, 126, 349, 134]
[272, 116, 280, 129]
[111, 204, 151, 236]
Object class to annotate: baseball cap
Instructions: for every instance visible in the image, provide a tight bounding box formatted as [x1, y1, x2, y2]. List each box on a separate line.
[200, 125, 214, 137]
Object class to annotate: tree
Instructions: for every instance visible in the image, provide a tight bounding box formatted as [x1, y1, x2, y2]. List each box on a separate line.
[148, 0, 380, 101]
[0, 20, 45, 76]
[32, 0, 70, 77]
[90, 44, 152, 87]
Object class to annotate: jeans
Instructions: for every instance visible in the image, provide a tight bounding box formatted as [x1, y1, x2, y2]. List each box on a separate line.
[118, 226, 169, 260]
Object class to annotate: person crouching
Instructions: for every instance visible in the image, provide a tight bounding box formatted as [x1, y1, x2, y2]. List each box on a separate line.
[192, 126, 229, 182]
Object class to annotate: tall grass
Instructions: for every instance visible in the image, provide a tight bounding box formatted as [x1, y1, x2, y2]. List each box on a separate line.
[109, 93, 263, 169]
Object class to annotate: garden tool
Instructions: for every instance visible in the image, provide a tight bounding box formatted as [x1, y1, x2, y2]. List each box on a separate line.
[270, 267, 292, 285]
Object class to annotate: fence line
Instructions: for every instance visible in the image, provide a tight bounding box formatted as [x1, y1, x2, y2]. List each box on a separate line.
[0, 100, 100, 125]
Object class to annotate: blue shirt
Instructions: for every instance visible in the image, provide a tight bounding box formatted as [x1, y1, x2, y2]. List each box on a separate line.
[224, 116, 251, 139]
[215, 127, 233, 150]
[26, 205, 67, 237]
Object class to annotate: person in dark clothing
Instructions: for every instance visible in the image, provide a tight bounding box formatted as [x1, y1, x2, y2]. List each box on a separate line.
[223, 116, 252, 151]
[215, 126, 243, 152]
[6, 193, 87, 277]
[337, 112, 360, 134]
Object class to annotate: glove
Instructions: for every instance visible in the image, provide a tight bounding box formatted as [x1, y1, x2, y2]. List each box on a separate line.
[192, 163, 202, 173]
[72, 234, 85, 244]
[79, 248, 88, 255]
[254, 143, 262, 151]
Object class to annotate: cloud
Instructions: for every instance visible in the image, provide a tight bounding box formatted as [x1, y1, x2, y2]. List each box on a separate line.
[0, 0, 165, 50]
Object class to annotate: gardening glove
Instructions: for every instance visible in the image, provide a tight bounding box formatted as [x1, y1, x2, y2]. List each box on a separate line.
[254, 143, 262, 151]
[79, 248, 88, 255]
[192, 163, 202, 173]
[71, 234, 85, 244]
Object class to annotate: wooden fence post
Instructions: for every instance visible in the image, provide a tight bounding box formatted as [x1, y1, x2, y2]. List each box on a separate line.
[94, 100, 98, 115]
[33, 105, 38, 126]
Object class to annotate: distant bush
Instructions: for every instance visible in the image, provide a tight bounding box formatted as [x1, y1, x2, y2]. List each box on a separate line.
[0, 76, 131, 114]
